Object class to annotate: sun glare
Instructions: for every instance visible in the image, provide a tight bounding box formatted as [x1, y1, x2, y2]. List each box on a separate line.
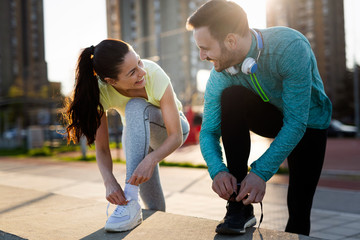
[234, 0, 267, 29]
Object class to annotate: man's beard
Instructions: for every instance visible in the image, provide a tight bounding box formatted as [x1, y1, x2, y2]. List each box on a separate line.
[213, 44, 238, 72]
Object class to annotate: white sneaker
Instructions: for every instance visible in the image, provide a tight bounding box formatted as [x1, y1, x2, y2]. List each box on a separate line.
[104, 200, 142, 232]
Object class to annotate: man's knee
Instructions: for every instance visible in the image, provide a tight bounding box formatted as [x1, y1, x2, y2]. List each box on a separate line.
[221, 86, 251, 111]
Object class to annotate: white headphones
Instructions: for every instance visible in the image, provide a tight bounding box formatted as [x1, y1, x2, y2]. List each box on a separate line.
[225, 28, 264, 75]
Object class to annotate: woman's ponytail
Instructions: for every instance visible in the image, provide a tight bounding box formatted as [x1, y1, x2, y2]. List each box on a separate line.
[63, 39, 130, 145]
[64, 46, 104, 145]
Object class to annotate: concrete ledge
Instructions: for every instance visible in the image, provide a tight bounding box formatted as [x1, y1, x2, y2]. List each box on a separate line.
[1, 185, 316, 240]
[108, 211, 316, 240]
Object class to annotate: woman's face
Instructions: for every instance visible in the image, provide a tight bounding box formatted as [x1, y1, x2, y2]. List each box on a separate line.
[110, 49, 147, 91]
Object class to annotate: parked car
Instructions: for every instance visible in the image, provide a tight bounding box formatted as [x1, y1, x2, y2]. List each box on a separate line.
[2, 128, 27, 140]
[327, 119, 358, 137]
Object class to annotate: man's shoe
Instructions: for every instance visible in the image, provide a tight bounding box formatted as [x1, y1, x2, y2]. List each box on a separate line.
[215, 200, 256, 235]
[104, 200, 142, 232]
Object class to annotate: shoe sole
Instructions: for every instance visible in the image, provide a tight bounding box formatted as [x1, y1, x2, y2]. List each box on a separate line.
[215, 216, 256, 235]
[104, 210, 143, 232]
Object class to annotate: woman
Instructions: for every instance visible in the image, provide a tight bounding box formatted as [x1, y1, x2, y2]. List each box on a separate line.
[64, 39, 189, 232]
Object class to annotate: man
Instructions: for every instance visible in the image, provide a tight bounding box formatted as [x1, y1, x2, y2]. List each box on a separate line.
[186, 0, 332, 236]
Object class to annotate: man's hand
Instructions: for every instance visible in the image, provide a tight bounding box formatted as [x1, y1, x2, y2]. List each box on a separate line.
[236, 172, 266, 205]
[212, 171, 238, 200]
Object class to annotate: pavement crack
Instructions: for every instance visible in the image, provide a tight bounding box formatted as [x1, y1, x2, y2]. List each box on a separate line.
[179, 172, 208, 193]
[0, 193, 54, 215]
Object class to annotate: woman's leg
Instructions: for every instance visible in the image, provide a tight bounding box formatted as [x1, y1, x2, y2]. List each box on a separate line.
[140, 108, 189, 211]
[285, 128, 327, 235]
[123, 98, 189, 211]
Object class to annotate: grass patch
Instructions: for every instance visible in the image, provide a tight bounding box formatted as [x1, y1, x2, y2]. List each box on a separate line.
[56, 155, 207, 169]
[0, 146, 291, 174]
[0, 148, 27, 156]
[60, 155, 97, 162]
[52, 144, 80, 153]
[276, 167, 289, 175]
[109, 142, 122, 149]
[28, 147, 53, 157]
[160, 161, 207, 169]
[58, 155, 126, 163]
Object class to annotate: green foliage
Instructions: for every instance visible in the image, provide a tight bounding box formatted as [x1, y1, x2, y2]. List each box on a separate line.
[75, 155, 97, 162]
[159, 161, 207, 169]
[333, 65, 360, 123]
[0, 141, 289, 175]
[53, 144, 80, 153]
[0, 148, 27, 156]
[28, 147, 53, 157]
[109, 142, 122, 149]
[276, 166, 289, 175]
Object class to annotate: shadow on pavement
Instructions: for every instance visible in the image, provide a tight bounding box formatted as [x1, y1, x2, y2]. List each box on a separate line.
[0, 193, 54, 215]
[212, 228, 262, 240]
[80, 209, 156, 240]
[0, 231, 28, 240]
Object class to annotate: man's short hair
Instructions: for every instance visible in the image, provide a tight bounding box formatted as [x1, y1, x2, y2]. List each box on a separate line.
[186, 0, 249, 42]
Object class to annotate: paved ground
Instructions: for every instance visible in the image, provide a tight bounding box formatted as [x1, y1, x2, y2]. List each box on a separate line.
[0, 146, 360, 240]
[167, 135, 360, 191]
[1, 135, 359, 239]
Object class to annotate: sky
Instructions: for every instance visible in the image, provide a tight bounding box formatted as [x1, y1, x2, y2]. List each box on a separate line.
[43, 0, 360, 95]
[43, 0, 107, 95]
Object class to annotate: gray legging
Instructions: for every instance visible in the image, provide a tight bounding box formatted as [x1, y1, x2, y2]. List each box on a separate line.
[122, 98, 189, 211]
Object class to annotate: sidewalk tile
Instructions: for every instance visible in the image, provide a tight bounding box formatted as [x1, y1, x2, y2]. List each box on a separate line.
[324, 226, 360, 237]
[311, 232, 344, 240]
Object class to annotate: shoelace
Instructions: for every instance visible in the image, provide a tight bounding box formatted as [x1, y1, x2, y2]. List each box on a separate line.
[229, 192, 263, 229]
[106, 197, 133, 218]
[258, 201, 263, 228]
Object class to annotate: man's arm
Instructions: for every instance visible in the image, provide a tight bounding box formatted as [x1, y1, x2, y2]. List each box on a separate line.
[199, 71, 228, 178]
[238, 39, 313, 203]
[250, 39, 312, 181]
[200, 71, 237, 200]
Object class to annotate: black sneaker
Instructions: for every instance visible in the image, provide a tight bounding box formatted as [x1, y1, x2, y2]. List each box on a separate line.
[215, 200, 256, 235]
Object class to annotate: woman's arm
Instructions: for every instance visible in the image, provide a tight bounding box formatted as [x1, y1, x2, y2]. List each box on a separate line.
[95, 114, 127, 205]
[128, 84, 183, 185]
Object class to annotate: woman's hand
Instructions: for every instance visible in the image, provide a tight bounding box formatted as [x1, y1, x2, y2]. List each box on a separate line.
[128, 85, 182, 186]
[105, 180, 128, 205]
[128, 157, 157, 186]
[95, 115, 127, 205]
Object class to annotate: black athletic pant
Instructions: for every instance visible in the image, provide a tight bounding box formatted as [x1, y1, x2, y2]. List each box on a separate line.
[220, 86, 327, 236]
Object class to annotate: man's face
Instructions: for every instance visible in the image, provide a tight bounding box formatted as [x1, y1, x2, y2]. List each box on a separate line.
[193, 26, 235, 72]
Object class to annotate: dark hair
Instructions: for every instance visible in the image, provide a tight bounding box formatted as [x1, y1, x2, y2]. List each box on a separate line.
[64, 39, 130, 145]
[186, 0, 249, 42]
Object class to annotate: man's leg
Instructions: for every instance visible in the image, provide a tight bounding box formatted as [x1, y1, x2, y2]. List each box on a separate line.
[221, 86, 283, 183]
[218, 86, 282, 235]
[285, 128, 327, 235]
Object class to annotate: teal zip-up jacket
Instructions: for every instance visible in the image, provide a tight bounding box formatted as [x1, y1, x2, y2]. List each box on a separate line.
[199, 26, 332, 182]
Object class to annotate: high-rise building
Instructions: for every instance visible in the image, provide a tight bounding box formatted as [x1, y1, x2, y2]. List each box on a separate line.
[0, 0, 61, 137]
[0, 0, 48, 99]
[106, 0, 211, 105]
[266, 0, 346, 102]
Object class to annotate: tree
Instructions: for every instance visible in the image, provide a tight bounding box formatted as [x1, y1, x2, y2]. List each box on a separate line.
[333, 65, 360, 124]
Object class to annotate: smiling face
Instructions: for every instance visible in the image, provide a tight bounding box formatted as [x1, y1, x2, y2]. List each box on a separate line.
[193, 26, 236, 72]
[193, 26, 252, 72]
[106, 49, 147, 93]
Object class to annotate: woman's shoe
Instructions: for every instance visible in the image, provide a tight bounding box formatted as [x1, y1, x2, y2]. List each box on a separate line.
[104, 199, 142, 232]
